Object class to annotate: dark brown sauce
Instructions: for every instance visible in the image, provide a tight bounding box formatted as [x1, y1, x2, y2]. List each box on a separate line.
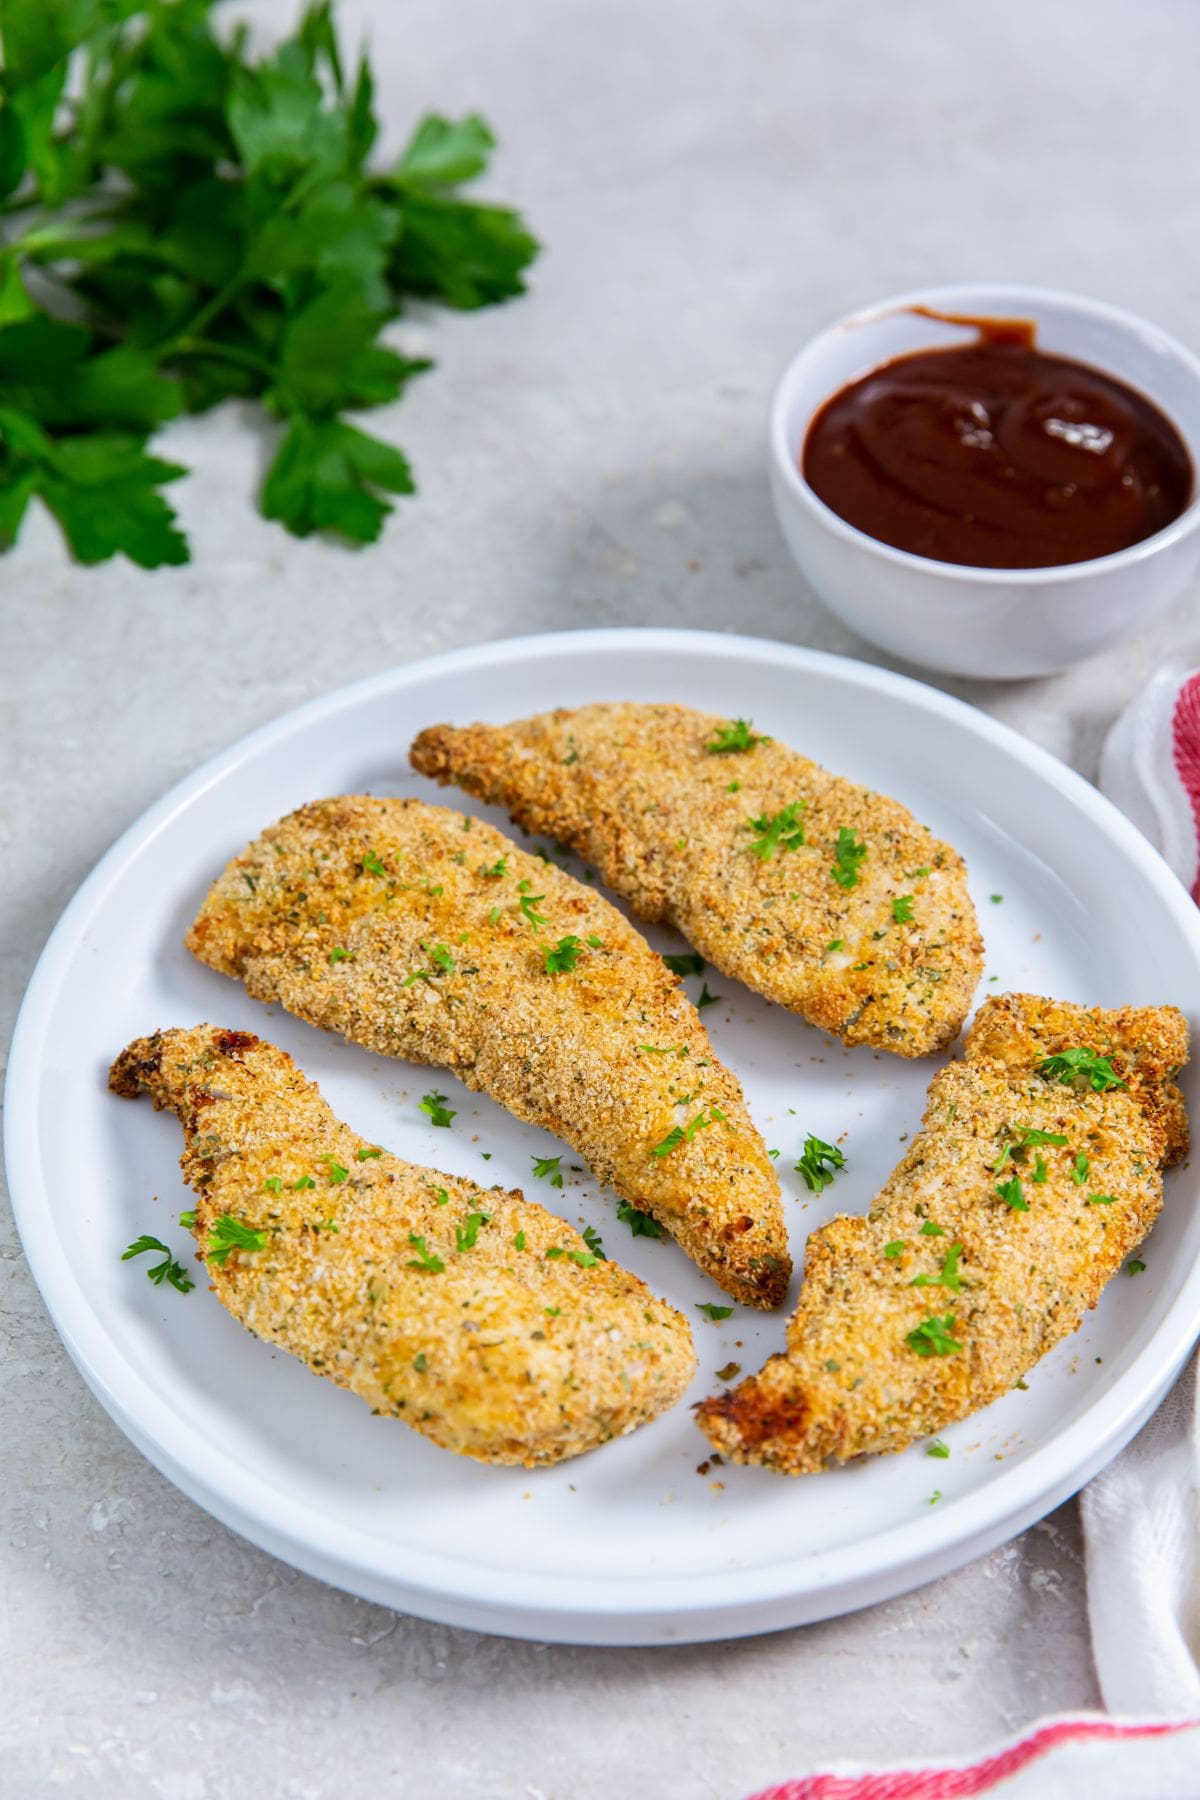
[802, 311, 1193, 569]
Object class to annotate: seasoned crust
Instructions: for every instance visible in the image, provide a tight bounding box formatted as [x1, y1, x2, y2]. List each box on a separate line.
[111, 1026, 697, 1467]
[410, 703, 983, 1057]
[185, 795, 790, 1308]
[695, 993, 1190, 1474]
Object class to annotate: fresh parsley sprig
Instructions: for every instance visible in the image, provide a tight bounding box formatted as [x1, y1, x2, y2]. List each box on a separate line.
[744, 802, 805, 860]
[795, 1135, 845, 1194]
[0, 0, 539, 566]
[122, 1234, 194, 1293]
[706, 718, 769, 755]
[1038, 1047, 1127, 1093]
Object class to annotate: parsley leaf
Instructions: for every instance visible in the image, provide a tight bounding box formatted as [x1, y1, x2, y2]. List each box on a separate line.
[650, 1106, 725, 1157]
[911, 1243, 962, 1291]
[206, 1215, 266, 1266]
[697, 982, 721, 1010]
[544, 934, 583, 973]
[891, 894, 914, 923]
[905, 1314, 963, 1356]
[831, 827, 868, 890]
[662, 951, 705, 977]
[744, 801, 805, 859]
[795, 1135, 845, 1194]
[1038, 1047, 1127, 1093]
[455, 1210, 490, 1252]
[582, 1224, 606, 1261]
[706, 717, 769, 755]
[531, 1154, 563, 1189]
[995, 1176, 1029, 1212]
[695, 1302, 734, 1321]
[419, 1090, 456, 1128]
[407, 1232, 445, 1272]
[616, 1197, 664, 1238]
[122, 1233, 194, 1293]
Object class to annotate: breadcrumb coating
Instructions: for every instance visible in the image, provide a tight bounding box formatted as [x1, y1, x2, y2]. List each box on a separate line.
[695, 994, 1189, 1473]
[110, 1026, 697, 1467]
[410, 702, 983, 1057]
[185, 797, 790, 1308]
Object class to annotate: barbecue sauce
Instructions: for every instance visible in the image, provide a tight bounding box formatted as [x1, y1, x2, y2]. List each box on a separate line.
[802, 311, 1192, 569]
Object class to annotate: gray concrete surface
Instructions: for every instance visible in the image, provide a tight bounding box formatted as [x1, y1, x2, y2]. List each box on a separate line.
[7, 0, 1200, 1792]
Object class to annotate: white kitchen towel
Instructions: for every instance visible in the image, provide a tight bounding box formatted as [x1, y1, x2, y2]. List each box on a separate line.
[1082, 670, 1200, 1716]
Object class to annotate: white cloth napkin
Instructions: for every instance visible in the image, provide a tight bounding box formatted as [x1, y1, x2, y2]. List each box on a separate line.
[1082, 670, 1200, 1718]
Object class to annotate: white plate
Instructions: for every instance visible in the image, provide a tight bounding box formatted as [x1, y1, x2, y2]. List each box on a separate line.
[8, 629, 1200, 1646]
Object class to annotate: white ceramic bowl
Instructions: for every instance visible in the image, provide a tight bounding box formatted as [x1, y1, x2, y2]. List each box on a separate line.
[769, 283, 1200, 679]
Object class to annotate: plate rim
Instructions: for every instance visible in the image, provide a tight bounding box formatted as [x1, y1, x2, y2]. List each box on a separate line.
[8, 625, 1200, 1644]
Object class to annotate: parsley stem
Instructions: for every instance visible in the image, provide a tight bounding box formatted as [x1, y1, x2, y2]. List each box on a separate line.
[173, 337, 279, 381]
[159, 272, 248, 359]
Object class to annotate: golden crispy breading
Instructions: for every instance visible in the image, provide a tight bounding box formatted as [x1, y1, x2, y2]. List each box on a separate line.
[695, 995, 1189, 1473]
[185, 797, 789, 1308]
[409, 703, 983, 1057]
[110, 1026, 696, 1467]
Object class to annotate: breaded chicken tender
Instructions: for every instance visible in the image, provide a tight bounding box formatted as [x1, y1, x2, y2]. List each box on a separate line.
[695, 994, 1189, 1473]
[110, 1026, 696, 1466]
[409, 703, 983, 1056]
[185, 797, 790, 1308]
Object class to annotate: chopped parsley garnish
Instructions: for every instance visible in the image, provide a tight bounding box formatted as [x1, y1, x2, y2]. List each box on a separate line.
[407, 1234, 445, 1272]
[356, 1146, 383, 1161]
[322, 1156, 349, 1184]
[514, 1230, 527, 1251]
[991, 1125, 1068, 1172]
[424, 942, 454, 972]
[1127, 1258, 1146, 1275]
[697, 983, 721, 1010]
[412, 1352, 428, 1372]
[919, 1220, 945, 1236]
[911, 1243, 962, 1291]
[582, 1225, 606, 1261]
[361, 852, 388, 877]
[480, 856, 508, 878]
[455, 1210, 491, 1252]
[990, 893, 1004, 904]
[715, 1360, 741, 1383]
[544, 934, 584, 973]
[745, 801, 806, 860]
[831, 827, 868, 890]
[1071, 1152, 1090, 1186]
[884, 1240, 906, 1259]
[638, 1043, 687, 1058]
[315, 1218, 339, 1233]
[795, 1135, 845, 1194]
[545, 1245, 598, 1267]
[905, 1314, 963, 1357]
[695, 1302, 734, 1321]
[651, 1106, 726, 1157]
[892, 894, 915, 923]
[518, 887, 548, 928]
[293, 1175, 316, 1191]
[1038, 1047, 1126, 1092]
[1032, 1156, 1049, 1183]
[263, 1177, 283, 1194]
[206, 1215, 266, 1266]
[726, 780, 741, 793]
[928, 1490, 943, 1505]
[663, 952, 705, 977]
[1086, 1193, 1117, 1206]
[995, 1176, 1028, 1212]
[531, 1155, 564, 1189]
[121, 1234, 194, 1293]
[707, 717, 770, 755]
[178, 1210, 196, 1228]
[908, 866, 932, 879]
[927, 1440, 950, 1459]
[617, 1197, 664, 1238]
[401, 967, 431, 987]
[329, 946, 353, 964]
[419, 1091, 456, 1128]
[827, 938, 844, 952]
